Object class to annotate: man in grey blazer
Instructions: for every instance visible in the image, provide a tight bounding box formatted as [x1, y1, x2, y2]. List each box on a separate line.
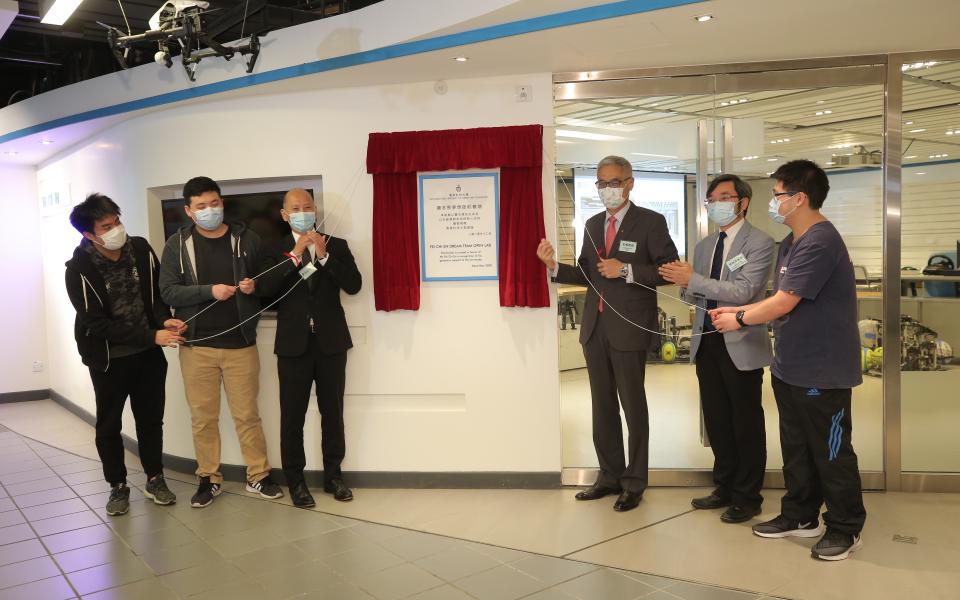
[538, 155, 679, 512]
[660, 174, 774, 523]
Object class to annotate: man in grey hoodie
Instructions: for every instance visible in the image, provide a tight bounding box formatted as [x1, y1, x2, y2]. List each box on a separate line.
[159, 176, 282, 508]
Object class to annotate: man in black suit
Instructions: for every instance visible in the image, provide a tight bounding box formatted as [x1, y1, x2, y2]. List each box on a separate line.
[538, 155, 678, 512]
[258, 188, 362, 507]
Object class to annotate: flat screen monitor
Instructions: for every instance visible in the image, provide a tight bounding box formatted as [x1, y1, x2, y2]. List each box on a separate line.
[571, 169, 686, 259]
[160, 189, 315, 249]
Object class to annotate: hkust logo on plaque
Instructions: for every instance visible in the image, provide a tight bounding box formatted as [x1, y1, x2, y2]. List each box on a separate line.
[418, 171, 500, 281]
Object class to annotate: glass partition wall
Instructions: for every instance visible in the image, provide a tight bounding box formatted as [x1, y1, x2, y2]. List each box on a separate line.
[552, 52, 960, 492]
[899, 59, 960, 487]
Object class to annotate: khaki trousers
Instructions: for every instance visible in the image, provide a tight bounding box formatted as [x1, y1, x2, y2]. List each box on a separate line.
[178, 344, 271, 484]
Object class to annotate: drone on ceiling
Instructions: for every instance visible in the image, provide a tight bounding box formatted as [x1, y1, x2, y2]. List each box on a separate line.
[101, 0, 261, 82]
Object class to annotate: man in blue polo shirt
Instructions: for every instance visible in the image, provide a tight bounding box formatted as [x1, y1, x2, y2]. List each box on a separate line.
[710, 159, 866, 561]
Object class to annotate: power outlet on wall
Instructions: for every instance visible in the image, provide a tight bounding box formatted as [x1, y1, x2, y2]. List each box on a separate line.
[515, 85, 532, 102]
[32, 361, 44, 373]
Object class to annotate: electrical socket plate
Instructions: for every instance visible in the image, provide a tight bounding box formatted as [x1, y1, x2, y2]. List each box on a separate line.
[32, 361, 44, 373]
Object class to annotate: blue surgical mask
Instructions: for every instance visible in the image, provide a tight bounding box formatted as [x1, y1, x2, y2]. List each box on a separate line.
[707, 201, 738, 227]
[768, 196, 800, 225]
[288, 211, 316, 233]
[193, 206, 224, 231]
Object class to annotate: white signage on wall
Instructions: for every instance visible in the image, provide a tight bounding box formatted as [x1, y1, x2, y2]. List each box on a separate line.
[572, 169, 686, 258]
[38, 181, 72, 215]
[419, 171, 500, 281]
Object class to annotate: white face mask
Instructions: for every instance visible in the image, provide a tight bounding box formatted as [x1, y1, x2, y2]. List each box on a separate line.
[599, 187, 624, 209]
[95, 224, 127, 251]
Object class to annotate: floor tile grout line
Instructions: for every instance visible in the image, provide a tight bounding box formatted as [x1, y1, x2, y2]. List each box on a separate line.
[0, 440, 84, 599]
[0, 417, 787, 600]
[560, 507, 697, 559]
[0, 426, 190, 599]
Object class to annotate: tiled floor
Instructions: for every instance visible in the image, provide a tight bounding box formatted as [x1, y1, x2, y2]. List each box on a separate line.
[0, 400, 958, 600]
[0, 418, 780, 600]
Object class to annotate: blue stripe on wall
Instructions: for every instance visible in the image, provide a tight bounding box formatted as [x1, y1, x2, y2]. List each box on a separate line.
[0, 0, 705, 146]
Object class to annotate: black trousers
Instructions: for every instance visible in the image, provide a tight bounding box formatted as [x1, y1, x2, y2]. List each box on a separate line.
[88, 347, 167, 485]
[772, 376, 867, 534]
[582, 312, 649, 494]
[277, 336, 347, 487]
[695, 333, 766, 509]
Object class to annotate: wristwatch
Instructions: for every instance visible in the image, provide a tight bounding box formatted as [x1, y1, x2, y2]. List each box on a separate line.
[619, 264, 629, 279]
[735, 310, 747, 327]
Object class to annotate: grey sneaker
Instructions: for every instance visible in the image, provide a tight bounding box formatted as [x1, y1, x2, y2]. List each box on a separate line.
[144, 475, 177, 506]
[246, 475, 283, 499]
[106, 483, 131, 516]
[812, 530, 863, 561]
[190, 476, 221, 508]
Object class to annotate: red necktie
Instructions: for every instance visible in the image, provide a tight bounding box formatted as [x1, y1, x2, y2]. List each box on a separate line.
[599, 215, 617, 312]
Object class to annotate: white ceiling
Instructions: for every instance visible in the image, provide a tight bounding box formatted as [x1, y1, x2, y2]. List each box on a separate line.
[3, 0, 960, 166]
[555, 61, 960, 175]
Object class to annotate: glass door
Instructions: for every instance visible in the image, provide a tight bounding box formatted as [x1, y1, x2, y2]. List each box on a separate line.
[553, 63, 887, 488]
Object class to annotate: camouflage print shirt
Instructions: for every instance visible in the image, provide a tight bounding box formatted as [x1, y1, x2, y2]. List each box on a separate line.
[86, 240, 153, 358]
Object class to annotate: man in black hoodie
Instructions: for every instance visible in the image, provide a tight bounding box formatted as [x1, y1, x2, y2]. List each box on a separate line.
[65, 193, 185, 517]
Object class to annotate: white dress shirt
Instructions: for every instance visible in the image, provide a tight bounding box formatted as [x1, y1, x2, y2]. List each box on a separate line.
[709, 217, 745, 277]
[292, 230, 329, 266]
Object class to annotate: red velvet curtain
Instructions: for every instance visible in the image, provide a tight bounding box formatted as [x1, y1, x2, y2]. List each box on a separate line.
[371, 173, 420, 311]
[367, 125, 549, 311]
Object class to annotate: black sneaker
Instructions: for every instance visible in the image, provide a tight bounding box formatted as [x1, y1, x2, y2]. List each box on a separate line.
[752, 514, 824, 538]
[190, 476, 221, 508]
[246, 475, 283, 499]
[143, 475, 177, 506]
[812, 530, 863, 561]
[106, 483, 130, 516]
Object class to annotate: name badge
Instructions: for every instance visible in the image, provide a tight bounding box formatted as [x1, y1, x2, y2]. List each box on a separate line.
[726, 253, 748, 272]
[619, 240, 637, 253]
[299, 262, 318, 280]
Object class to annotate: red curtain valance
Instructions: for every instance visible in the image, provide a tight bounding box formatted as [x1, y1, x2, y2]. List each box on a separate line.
[367, 124, 549, 311]
[367, 125, 543, 174]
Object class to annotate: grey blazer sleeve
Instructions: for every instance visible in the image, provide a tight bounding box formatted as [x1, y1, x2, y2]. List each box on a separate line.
[686, 231, 774, 305]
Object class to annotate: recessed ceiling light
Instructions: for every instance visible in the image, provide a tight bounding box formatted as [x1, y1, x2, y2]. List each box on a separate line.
[694, 15, 713, 22]
[905, 121, 913, 125]
[615, 122, 625, 126]
[905, 155, 917, 159]
[915, 172, 926, 175]
[767, 158, 778, 162]
[453, 56, 469, 62]
[629, 152, 679, 158]
[40, 139, 54, 145]
[909, 128, 926, 133]
[825, 161, 836, 165]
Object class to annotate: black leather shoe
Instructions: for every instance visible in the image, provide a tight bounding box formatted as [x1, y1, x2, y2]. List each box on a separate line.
[613, 491, 642, 512]
[575, 484, 622, 501]
[323, 479, 353, 502]
[721, 505, 761, 523]
[691, 493, 732, 510]
[289, 481, 316, 509]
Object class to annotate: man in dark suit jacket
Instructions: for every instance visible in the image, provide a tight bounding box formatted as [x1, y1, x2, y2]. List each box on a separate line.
[538, 155, 679, 512]
[258, 188, 362, 507]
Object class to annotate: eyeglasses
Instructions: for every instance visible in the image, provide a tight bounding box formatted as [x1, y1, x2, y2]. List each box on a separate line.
[595, 177, 633, 189]
[772, 191, 800, 201]
[704, 194, 740, 205]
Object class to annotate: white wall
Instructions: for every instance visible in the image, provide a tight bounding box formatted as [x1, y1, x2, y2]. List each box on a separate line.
[0, 165, 49, 394]
[38, 72, 560, 473]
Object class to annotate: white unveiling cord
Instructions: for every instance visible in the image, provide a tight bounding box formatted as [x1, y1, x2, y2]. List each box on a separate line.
[550, 160, 722, 338]
[180, 157, 366, 344]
